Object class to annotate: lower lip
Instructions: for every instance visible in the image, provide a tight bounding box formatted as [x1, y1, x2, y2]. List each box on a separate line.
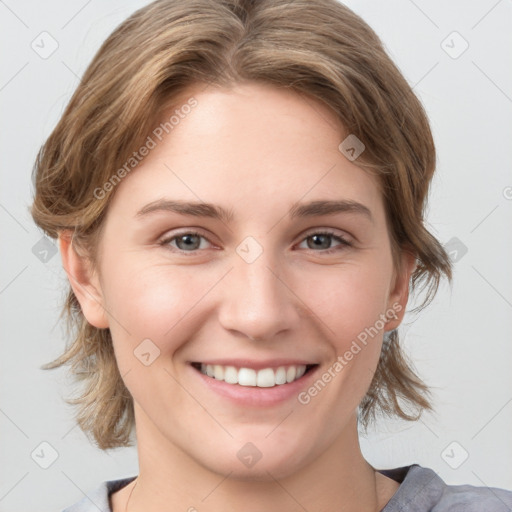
[190, 364, 320, 407]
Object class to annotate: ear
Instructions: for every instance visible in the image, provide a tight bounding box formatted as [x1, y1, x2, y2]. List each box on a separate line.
[58, 230, 109, 329]
[384, 249, 417, 331]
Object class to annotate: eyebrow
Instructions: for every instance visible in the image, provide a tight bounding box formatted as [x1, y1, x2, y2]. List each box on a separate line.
[135, 198, 373, 223]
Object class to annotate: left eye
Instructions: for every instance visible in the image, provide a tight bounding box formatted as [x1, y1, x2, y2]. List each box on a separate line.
[297, 231, 352, 252]
[159, 230, 352, 254]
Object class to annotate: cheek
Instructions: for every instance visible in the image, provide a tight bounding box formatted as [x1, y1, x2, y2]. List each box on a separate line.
[294, 267, 389, 414]
[304, 259, 392, 344]
[296, 256, 392, 406]
[101, 259, 210, 363]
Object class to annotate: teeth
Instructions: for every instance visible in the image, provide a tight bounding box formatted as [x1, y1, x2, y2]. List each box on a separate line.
[198, 363, 309, 387]
[224, 365, 238, 384]
[257, 368, 275, 387]
[275, 366, 287, 385]
[213, 365, 224, 380]
[238, 367, 256, 386]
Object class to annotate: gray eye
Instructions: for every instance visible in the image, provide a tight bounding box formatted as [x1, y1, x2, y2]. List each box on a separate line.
[175, 234, 202, 251]
[306, 234, 333, 250]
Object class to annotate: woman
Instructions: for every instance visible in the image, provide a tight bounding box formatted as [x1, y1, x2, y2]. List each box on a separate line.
[30, 0, 512, 510]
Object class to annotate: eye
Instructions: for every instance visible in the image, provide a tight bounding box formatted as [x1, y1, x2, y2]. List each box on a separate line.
[297, 230, 353, 254]
[159, 231, 213, 253]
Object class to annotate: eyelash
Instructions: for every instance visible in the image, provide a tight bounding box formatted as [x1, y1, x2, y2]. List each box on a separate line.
[158, 229, 353, 255]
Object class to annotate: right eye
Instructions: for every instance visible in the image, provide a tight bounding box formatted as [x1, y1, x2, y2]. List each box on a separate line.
[159, 231, 214, 254]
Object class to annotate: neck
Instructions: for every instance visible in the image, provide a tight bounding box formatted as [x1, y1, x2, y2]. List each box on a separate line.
[124, 404, 395, 512]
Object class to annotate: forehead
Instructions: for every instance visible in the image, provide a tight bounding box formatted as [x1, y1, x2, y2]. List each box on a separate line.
[107, 81, 384, 221]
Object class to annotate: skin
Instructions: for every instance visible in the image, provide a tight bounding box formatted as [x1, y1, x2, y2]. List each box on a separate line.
[60, 81, 416, 511]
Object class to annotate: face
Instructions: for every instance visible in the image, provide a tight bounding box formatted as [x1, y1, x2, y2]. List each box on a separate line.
[63, 81, 413, 480]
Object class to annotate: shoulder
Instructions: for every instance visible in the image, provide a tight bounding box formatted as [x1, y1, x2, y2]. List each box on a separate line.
[61, 476, 136, 512]
[380, 464, 512, 512]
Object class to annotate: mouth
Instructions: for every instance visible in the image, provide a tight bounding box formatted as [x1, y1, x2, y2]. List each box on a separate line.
[190, 362, 318, 388]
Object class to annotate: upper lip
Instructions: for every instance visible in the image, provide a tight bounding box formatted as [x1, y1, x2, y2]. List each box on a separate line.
[190, 359, 318, 370]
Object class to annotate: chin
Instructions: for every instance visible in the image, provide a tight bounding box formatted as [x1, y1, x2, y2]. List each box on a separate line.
[208, 456, 305, 482]
[193, 437, 313, 482]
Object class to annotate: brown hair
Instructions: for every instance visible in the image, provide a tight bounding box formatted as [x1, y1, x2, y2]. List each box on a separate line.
[30, 0, 452, 450]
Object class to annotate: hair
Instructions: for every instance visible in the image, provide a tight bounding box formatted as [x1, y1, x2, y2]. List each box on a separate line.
[30, 0, 452, 450]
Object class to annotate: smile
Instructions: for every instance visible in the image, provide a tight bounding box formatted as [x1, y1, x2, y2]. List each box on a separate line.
[191, 363, 318, 388]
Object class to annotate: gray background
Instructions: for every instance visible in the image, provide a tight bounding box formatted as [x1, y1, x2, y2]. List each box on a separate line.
[1, 0, 511, 510]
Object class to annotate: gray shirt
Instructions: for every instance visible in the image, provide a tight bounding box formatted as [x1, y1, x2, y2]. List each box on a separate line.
[62, 464, 512, 511]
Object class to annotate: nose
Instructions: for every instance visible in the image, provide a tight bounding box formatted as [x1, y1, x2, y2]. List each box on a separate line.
[217, 247, 300, 342]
